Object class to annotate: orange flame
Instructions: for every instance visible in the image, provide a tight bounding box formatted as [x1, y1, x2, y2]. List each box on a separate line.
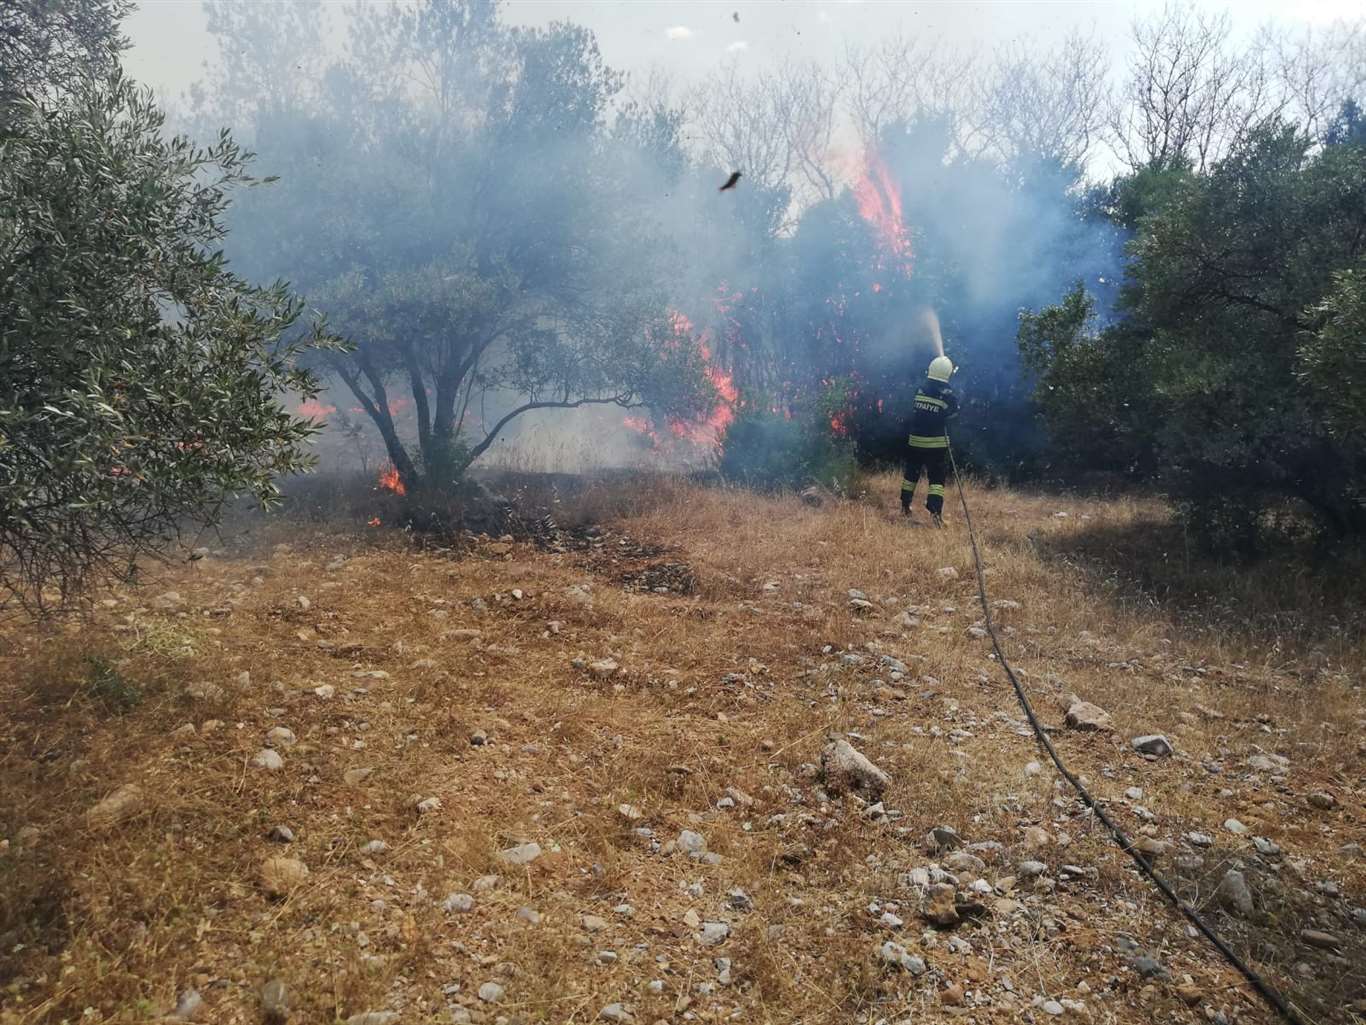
[625, 310, 739, 453]
[298, 398, 336, 420]
[368, 516, 381, 527]
[853, 150, 912, 277]
[377, 464, 406, 496]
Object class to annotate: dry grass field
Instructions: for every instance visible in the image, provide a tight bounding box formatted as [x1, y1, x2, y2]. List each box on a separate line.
[1, 473, 1362, 1025]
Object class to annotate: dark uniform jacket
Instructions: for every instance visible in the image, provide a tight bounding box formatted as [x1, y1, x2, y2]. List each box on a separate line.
[904, 378, 960, 449]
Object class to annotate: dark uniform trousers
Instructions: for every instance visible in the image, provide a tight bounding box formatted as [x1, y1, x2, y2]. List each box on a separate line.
[901, 446, 948, 516]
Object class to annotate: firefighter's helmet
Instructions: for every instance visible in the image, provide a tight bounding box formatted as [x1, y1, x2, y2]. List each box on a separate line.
[928, 355, 954, 382]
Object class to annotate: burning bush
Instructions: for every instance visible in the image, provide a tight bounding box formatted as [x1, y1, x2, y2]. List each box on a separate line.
[718, 387, 859, 494]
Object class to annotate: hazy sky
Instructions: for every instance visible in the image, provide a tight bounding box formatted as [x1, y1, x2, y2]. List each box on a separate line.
[124, 0, 1362, 105]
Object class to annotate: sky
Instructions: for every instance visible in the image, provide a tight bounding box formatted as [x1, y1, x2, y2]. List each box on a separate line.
[123, 0, 1363, 107]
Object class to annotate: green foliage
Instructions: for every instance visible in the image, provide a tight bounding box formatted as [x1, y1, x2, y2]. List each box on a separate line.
[1021, 121, 1366, 551]
[82, 655, 141, 712]
[0, 0, 131, 106]
[0, 74, 330, 609]
[719, 387, 859, 494]
[1018, 284, 1159, 476]
[1299, 263, 1366, 445]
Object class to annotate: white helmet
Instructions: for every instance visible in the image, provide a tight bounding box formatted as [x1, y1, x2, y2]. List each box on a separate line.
[928, 355, 954, 382]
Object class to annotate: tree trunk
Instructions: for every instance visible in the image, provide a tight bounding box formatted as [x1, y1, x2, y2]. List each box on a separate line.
[331, 353, 422, 490]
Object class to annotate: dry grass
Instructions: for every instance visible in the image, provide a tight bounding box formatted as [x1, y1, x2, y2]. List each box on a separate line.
[0, 472, 1362, 1025]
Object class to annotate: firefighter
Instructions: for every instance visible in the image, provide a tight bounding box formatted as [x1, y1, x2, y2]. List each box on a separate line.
[901, 355, 959, 526]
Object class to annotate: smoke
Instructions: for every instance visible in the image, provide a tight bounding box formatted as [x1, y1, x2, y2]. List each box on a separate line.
[197, 4, 1127, 479]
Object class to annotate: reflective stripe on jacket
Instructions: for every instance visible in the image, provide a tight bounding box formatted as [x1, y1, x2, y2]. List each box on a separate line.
[905, 378, 959, 448]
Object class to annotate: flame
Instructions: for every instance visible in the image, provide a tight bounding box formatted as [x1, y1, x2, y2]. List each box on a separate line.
[624, 309, 739, 453]
[368, 516, 381, 527]
[830, 410, 851, 437]
[298, 398, 336, 420]
[852, 149, 912, 277]
[377, 464, 406, 496]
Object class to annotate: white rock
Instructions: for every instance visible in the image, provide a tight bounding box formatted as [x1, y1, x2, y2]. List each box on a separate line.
[253, 749, 284, 770]
[500, 841, 543, 865]
[1131, 735, 1173, 757]
[477, 982, 505, 1003]
[698, 921, 730, 946]
[265, 726, 297, 749]
[440, 892, 475, 913]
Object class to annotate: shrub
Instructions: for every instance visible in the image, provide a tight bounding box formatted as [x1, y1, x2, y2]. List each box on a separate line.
[718, 408, 858, 494]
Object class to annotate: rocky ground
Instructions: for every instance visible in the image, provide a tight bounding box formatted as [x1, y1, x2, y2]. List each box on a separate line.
[0, 474, 1362, 1025]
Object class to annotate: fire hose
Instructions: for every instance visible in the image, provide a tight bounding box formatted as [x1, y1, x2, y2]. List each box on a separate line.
[945, 444, 1308, 1025]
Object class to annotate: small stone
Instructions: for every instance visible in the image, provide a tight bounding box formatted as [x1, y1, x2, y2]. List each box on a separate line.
[879, 941, 926, 974]
[500, 842, 542, 865]
[582, 914, 608, 932]
[699, 922, 730, 946]
[253, 748, 284, 770]
[477, 981, 505, 1003]
[944, 851, 986, 875]
[85, 783, 145, 830]
[925, 883, 959, 927]
[313, 684, 335, 699]
[1133, 956, 1167, 979]
[1021, 826, 1052, 849]
[937, 567, 959, 581]
[821, 737, 891, 797]
[472, 874, 499, 892]
[259, 856, 309, 899]
[727, 888, 753, 911]
[1175, 982, 1203, 1006]
[441, 892, 475, 914]
[1131, 735, 1173, 757]
[587, 658, 619, 678]
[941, 983, 965, 1006]
[677, 830, 707, 855]
[415, 796, 442, 814]
[1215, 869, 1253, 916]
[1185, 832, 1213, 848]
[343, 767, 374, 785]
[927, 824, 963, 851]
[1223, 818, 1248, 835]
[344, 1014, 398, 1025]
[1253, 836, 1281, 856]
[599, 1004, 633, 1023]
[616, 803, 643, 821]
[1041, 999, 1064, 1016]
[1125, 787, 1143, 801]
[267, 824, 295, 844]
[1018, 860, 1047, 879]
[470, 730, 489, 747]
[1300, 929, 1341, 951]
[265, 726, 297, 748]
[516, 906, 542, 925]
[1024, 761, 1042, 777]
[1133, 837, 1168, 859]
[1307, 792, 1337, 810]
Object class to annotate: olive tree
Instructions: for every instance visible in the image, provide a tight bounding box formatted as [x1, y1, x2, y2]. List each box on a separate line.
[0, 74, 329, 610]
